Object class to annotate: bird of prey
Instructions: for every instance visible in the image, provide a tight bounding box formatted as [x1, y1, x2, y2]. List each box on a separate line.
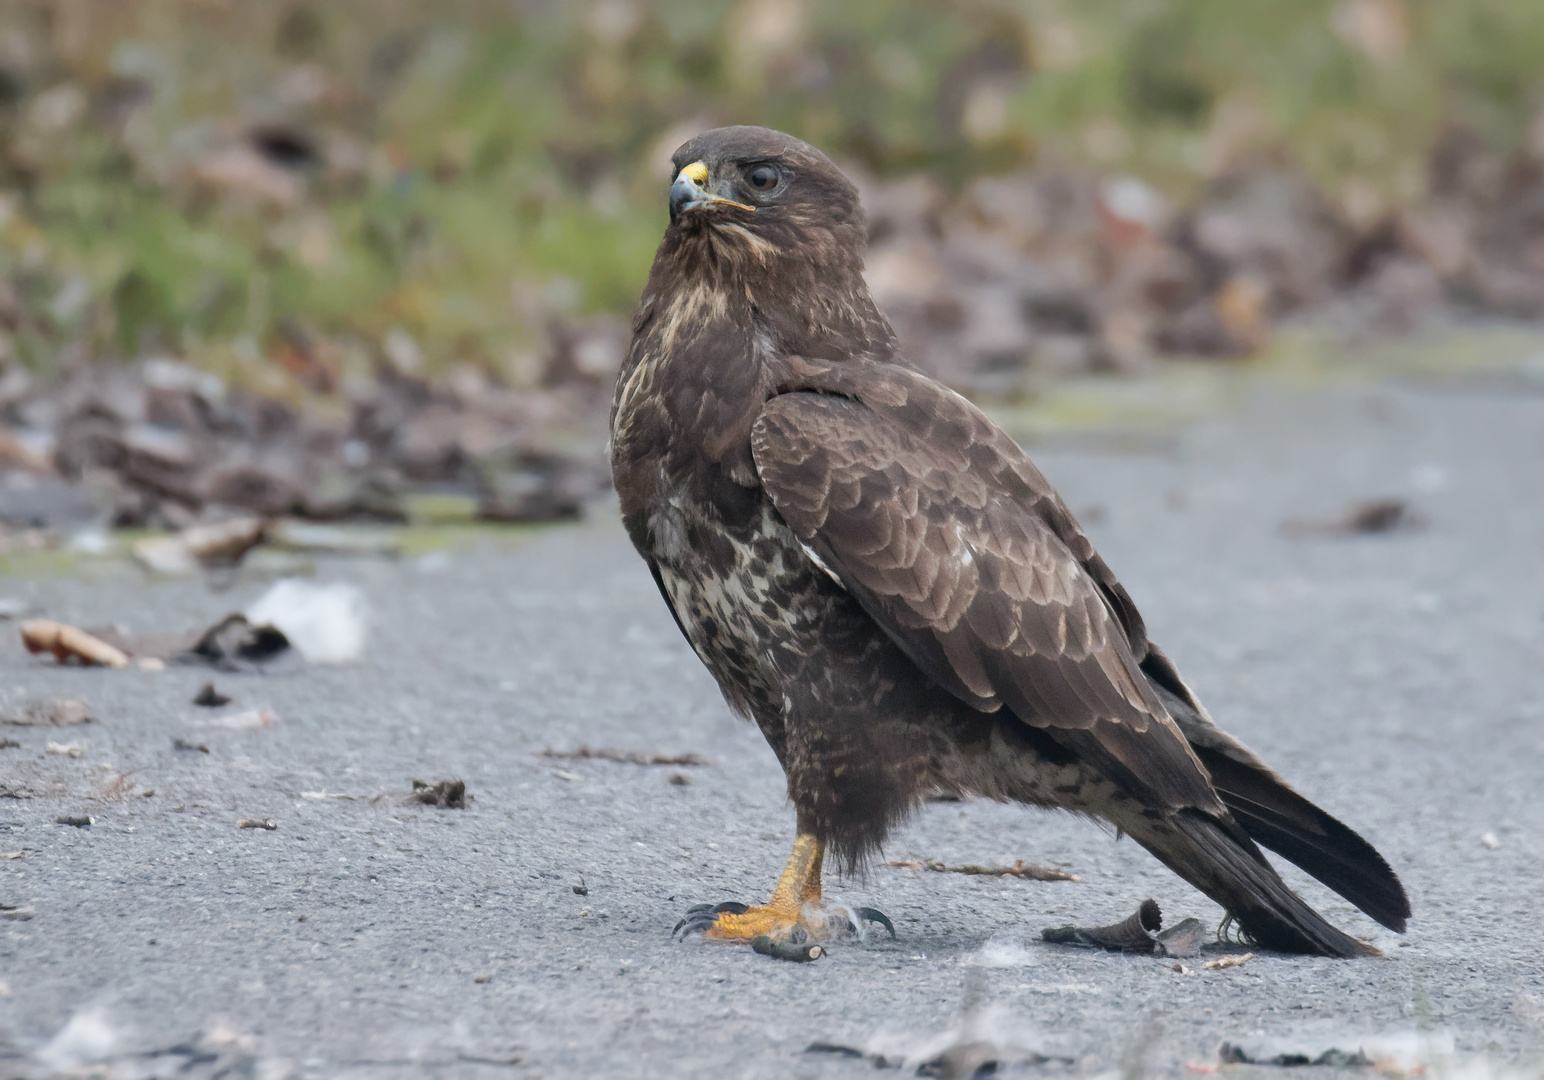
[609, 126, 1409, 957]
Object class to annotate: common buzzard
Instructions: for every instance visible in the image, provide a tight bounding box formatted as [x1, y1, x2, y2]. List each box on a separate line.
[609, 126, 1408, 957]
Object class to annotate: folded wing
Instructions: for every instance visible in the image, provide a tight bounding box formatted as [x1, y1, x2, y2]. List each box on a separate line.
[751, 359, 1222, 816]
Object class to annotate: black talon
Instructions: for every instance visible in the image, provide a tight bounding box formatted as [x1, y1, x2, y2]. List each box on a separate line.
[856, 907, 896, 939]
[673, 913, 717, 938]
[673, 903, 715, 935]
[674, 900, 748, 938]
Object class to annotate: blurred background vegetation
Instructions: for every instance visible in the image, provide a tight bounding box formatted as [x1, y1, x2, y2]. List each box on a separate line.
[1, 0, 1542, 392]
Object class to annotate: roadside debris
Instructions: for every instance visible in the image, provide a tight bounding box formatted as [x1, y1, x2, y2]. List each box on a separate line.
[408, 779, 467, 808]
[1, 903, 36, 921]
[131, 516, 268, 575]
[538, 746, 710, 767]
[193, 684, 232, 707]
[807, 970, 1071, 1074]
[753, 935, 824, 962]
[190, 707, 276, 731]
[1282, 497, 1418, 536]
[34, 1013, 285, 1080]
[1216, 1030, 1457, 1074]
[20, 621, 129, 668]
[182, 614, 293, 672]
[1041, 898, 1207, 957]
[1480, 831, 1501, 850]
[2, 699, 93, 726]
[0, 738, 19, 749]
[1218, 1042, 1370, 1067]
[888, 857, 1078, 882]
[172, 738, 210, 753]
[1, 851, 23, 858]
[237, 818, 277, 830]
[55, 815, 92, 827]
[45, 741, 83, 757]
[1043, 898, 1161, 951]
[245, 579, 366, 664]
[1204, 952, 1254, 970]
[668, 772, 691, 786]
[1152, 917, 1206, 959]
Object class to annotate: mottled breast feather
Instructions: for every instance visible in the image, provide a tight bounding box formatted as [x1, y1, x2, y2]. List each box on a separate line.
[751, 357, 1221, 812]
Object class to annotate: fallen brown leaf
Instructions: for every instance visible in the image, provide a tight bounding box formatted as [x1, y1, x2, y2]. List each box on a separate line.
[20, 621, 129, 668]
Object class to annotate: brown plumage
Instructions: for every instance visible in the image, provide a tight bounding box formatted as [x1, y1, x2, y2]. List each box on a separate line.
[610, 126, 1409, 956]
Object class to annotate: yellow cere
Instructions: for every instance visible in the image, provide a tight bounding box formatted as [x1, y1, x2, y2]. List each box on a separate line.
[680, 161, 709, 186]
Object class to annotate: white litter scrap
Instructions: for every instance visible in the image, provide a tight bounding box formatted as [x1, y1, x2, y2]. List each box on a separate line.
[245, 579, 366, 664]
[38, 1007, 118, 1072]
[191, 707, 276, 731]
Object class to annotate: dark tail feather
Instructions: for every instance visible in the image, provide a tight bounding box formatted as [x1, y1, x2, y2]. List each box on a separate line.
[1134, 809, 1380, 958]
[1193, 745, 1411, 933]
[1138, 645, 1410, 935]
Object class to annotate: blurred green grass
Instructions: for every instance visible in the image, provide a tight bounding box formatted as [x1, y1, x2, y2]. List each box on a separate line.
[1, 0, 1541, 386]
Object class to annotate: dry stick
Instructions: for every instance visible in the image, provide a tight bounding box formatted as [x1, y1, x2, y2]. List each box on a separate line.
[887, 857, 1078, 882]
[538, 746, 709, 767]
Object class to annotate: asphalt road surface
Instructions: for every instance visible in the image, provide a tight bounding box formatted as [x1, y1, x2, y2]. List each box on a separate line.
[2, 368, 1543, 1078]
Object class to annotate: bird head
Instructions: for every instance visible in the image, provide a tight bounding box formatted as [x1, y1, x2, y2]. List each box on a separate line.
[663, 126, 867, 272]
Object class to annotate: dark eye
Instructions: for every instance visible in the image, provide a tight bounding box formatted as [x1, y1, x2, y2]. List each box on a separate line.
[745, 164, 779, 192]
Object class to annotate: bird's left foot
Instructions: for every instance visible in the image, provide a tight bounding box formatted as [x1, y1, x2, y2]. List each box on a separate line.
[672, 832, 898, 945]
[673, 899, 895, 942]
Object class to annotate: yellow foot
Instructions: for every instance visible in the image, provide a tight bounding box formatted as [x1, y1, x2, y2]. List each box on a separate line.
[671, 833, 897, 945]
[703, 901, 826, 942]
[673, 899, 892, 942]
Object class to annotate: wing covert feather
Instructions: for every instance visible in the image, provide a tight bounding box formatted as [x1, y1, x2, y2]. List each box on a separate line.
[752, 360, 1219, 812]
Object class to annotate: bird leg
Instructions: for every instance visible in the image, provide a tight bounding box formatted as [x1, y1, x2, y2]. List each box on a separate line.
[718, 832, 825, 940]
[673, 832, 899, 943]
[708, 832, 824, 940]
[674, 833, 831, 942]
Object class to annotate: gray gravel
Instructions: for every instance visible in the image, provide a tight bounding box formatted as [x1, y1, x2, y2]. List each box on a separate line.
[2, 370, 1543, 1078]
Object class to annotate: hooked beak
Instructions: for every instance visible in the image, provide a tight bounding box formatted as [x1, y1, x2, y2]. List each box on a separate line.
[669, 160, 755, 220]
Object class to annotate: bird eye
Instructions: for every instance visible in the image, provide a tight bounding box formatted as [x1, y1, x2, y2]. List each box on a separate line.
[745, 164, 780, 192]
